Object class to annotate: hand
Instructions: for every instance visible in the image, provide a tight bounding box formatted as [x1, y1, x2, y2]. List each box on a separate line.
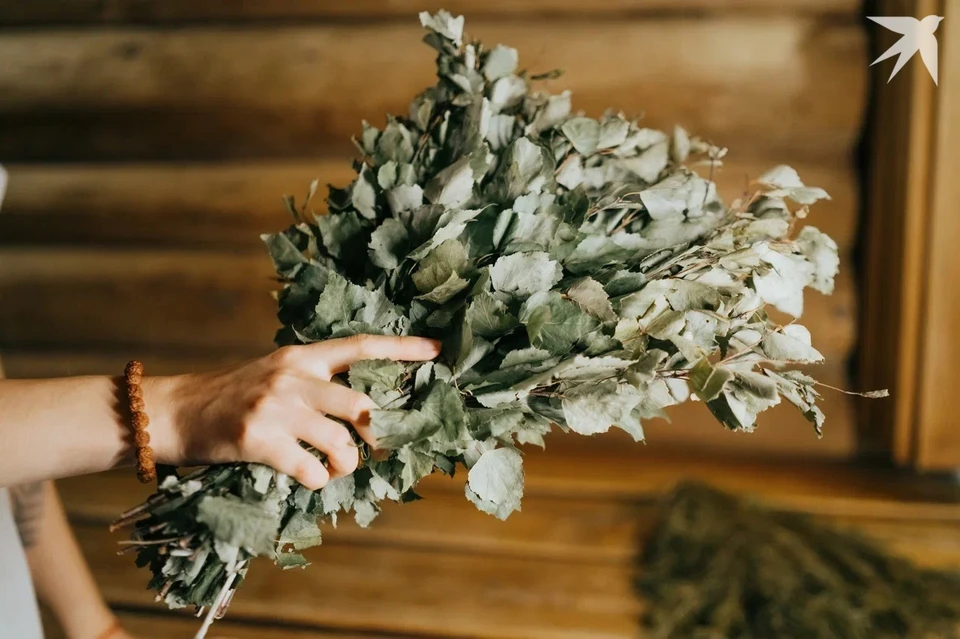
[144, 335, 440, 490]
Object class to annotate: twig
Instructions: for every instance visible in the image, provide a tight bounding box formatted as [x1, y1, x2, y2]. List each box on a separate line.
[194, 563, 244, 639]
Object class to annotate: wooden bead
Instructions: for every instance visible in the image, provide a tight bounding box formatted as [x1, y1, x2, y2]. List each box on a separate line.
[125, 360, 155, 484]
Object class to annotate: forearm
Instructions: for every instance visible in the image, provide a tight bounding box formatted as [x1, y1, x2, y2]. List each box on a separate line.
[19, 482, 117, 639]
[0, 376, 177, 487]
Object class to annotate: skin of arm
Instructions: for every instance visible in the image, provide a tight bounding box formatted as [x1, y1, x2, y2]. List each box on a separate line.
[12, 481, 132, 639]
[0, 335, 439, 638]
[0, 334, 440, 490]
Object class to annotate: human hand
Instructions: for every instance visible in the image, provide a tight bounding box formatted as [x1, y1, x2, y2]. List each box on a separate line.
[144, 335, 440, 490]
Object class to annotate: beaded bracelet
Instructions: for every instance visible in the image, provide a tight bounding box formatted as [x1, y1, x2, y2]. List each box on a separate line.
[125, 360, 156, 483]
[94, 620, 124, 639]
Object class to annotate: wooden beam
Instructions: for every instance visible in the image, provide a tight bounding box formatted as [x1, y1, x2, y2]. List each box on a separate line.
[0, 158, 857, 250]
[914, 0, 960, 469]
[0, 19, 865, 162]
[858, 0, 960, 470]
[0, 0, 863, 27]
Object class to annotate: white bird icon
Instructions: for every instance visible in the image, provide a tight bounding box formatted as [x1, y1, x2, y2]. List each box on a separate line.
[868, 15, 944, 85]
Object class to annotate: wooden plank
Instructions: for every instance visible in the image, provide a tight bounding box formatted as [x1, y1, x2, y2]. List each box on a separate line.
[0, 249, 280, 354]
[60, 452, 960, 532]
[0, 0, 862, 26]
[59, 472, 644, 564]
[857, 0, 950, 466]
[0, 158, 856, 250]
[43, 609, 389, 639]
[74, 523, 640, 639]
[0, 247, 856, 359]
[0, 19, 865, 162]
[2, 347, 859, 459]
[915, 0, 960, 469]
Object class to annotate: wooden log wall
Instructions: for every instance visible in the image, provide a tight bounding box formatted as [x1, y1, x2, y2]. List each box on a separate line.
[0, 0, 868, 459]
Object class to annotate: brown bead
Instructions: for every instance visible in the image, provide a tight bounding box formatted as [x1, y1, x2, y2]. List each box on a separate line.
[131, 412, 150, 431]
[125, 360, 156, 484]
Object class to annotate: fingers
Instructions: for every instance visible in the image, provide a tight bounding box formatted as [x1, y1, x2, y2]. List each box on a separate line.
[296, 334, 441, 378]
[260, 442, 330, 491]
[292, 413, 360, 479]
[300, 380, 379, 447]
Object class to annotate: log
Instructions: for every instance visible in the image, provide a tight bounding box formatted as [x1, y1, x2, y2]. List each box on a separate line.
[0, 0, 862, 26]
[0, 248, 857, 359]
[0, 19, 865, 161]
[0, 158, 857, 250]
[2, 343, 859, 458]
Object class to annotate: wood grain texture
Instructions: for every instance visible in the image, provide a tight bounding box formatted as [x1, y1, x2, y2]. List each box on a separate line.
[43, 610, 392, 639]
[55, 453, 960, 638]
[857, 0, 955, 467]
[0, 19, 865, 162]
[0, 158, 856, 250]
[74, 523, 640, 639]
[0, 347, 859, 460]
[62, 473, 644, 563]
[60, 453, 960, 527]
[0, 249, 280, 353]
[0, 247, 856, 360]
[0, 0, 862, 26]
[915, 0, 960, 469]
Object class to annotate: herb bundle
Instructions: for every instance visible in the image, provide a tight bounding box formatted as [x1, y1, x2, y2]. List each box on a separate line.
[639, 484, 960, 639]
[114, 10, 861, 635]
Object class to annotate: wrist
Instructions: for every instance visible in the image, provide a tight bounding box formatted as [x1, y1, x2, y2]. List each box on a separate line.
[140, 375, 184, 466]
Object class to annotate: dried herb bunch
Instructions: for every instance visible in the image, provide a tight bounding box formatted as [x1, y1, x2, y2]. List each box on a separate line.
[114, 10, 868, 631]
[638, 484, 960, 639]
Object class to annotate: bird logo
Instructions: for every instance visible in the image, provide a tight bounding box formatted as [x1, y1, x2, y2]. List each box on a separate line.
[868, 15, 944, 85]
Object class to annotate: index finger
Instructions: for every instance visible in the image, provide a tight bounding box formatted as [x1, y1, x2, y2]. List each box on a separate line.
[300, 334, 441, 378]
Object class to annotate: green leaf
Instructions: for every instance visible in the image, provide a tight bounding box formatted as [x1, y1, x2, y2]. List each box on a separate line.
[489, 252, 562, 300]
[279, 512, 322, 551]
[371, 409, 440, 449]
[320, 475, 356, 515]
[351, 166, 379, 219]
[276, 552, 310, 570]
[425, 156, 475, 208]
[762, 325, 824, 363]
[796, 226, 839, 294]
[484, 45, 519, 81]
[561, 117, 601, 155]
[566, 277, 616, 321]
[689, 358, 734, 402]
[758, 165, 830, 204]
[520, 291, 599, 355]
[261, 232, 306, 278]
[466, 447, 524, 520]
[368, 218, 409, 270]
[315, 210, 364, 259]
[196, 495, 280, 557]
[349, 359, 406, 394]
[561, 381, 642, 438]
[466, 293, 520, 338]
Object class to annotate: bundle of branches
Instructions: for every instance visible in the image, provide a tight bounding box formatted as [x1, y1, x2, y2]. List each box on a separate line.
[638, 483, 960, 639]
[112, 10, 877, 635]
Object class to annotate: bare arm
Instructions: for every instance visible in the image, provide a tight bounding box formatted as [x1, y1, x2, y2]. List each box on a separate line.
[0, 335, 440, 489]
[0, 375, 176, 487]
[13, 481, 130, 639]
